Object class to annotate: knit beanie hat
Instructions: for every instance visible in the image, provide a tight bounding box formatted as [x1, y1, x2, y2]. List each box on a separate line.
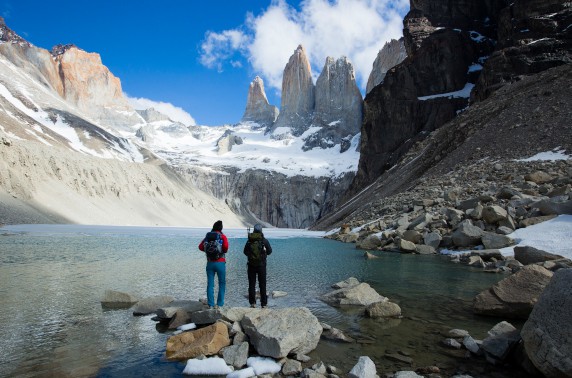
[213, 220, 223, 231]
[253, 223, 263, 233]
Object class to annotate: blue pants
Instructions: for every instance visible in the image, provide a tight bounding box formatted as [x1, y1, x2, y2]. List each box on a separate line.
[206, 262, 226, 307]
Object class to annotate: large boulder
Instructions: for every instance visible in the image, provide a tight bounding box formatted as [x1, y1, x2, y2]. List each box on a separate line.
[166, 321, 230, 361]
[241, 307, 322, 358]
[521, 268, 572, 377]
[481, 321, 521, 364]
[452, 221, 483, 247]
[481, 232, 514, 249]
[473, 265, 553, 319]
[349, 356, 378, 378]
[321, 282, 387, 306]
[365, 301, 402, 318]
[514, 245, 564, 265]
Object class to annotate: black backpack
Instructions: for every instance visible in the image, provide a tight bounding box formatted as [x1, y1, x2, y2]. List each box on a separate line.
[204, 232, 223, 261]
[247, 232, 265, 266]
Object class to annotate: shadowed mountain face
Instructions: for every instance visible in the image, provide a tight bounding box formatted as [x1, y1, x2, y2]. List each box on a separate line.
[347, 0, 571, 198]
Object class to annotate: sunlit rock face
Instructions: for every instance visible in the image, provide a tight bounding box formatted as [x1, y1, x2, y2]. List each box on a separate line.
[51, 45, 141, 131]
[307, 56, 363, 152]
[270, 45, 315, 137]
[366, 38, 407, 95]
[241, 76, 278, 129]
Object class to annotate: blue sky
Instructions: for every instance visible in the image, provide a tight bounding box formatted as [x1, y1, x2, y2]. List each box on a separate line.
[1, 0, 408, 126]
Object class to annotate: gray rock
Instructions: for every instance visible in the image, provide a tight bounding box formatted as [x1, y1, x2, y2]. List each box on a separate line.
[190, 309, 222, 325]
[521, 268, 572, 377]
[463, 335, 481, 355]
[241, 307, 322, 358]
[222, 342, 249, 369]
[282, 358, 303, 376]
[364, 251, 380, 259]
[482, 205, 508, 224]
[132, 295, 174, 316]
[481, 321, 520, 363]
[356, 234, 382, 250]
[452, 221, 483, 247]
[392, 372, 423, 378]
[442, 338, 462, 349]
[348, 356, 377, 378]
[415, 244, 436, 254]
[524, 171, 553, 184]
[532, 198, 572, 216]
[481, 232, 514, 249]
[496, 226, 514, 235]
[398, 238, 417, 252]
[514, 245, 564, 265]
[101, 290, 138, 309]
[331, 277, 360, 289]
[473, 265, 553, 319]
[321, 327, 355, 343]
[423, 231, 442, 249]
[365, 301, 401, 318]
[272, 290, 288, 298]
[447, 329, 469, 338]
[321, 282, 387, 306]
[402, 230, 423, 243]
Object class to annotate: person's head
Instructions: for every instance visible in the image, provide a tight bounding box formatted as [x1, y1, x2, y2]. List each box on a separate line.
[253, 223, 263, 233]
[212, 220, 223, 232]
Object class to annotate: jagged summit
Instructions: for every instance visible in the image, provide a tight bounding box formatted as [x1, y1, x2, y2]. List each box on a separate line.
[366, 38, 407, 94]
[270, 44, 315, 136]
[0, 17, 30, 47]
[308, 55, 363, 152]
[241, 76, 278, 128]
[51, 43, 79, 57]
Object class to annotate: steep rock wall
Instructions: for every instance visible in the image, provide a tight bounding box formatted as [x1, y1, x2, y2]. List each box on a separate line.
[241, 76, 279, 128]
[181, 167, 354, 229]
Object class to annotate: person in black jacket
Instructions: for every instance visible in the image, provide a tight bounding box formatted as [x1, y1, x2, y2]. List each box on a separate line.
[243, 224, 272, 308]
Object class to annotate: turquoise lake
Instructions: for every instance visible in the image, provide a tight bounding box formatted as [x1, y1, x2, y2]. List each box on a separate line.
[0, 225, 526, 377]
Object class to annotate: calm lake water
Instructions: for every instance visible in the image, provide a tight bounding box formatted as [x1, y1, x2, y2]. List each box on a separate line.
[0, 225, 525, 377]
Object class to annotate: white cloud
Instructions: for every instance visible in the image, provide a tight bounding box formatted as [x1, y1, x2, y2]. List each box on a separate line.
[200, 29, 249, 72]
[126, 95, 196, 126]
[199, 0, 409, 92]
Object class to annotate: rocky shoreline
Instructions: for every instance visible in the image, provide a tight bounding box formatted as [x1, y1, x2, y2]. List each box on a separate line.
[101, 257, 571, 378]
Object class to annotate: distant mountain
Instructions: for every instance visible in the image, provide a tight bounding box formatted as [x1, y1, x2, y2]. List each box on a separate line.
[0, 18, 360, 228]
[366, 38, 407, 94]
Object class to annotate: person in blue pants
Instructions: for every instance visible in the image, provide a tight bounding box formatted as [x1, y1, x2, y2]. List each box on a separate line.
[198, 220, 229, 309]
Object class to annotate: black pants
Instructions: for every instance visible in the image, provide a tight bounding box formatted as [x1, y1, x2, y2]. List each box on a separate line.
[247, 264, 267, 306]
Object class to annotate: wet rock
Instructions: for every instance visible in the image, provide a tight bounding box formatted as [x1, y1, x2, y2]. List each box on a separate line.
[481, 321, 521, 364]
[321, 282, 387, 307]
[473, 265, 553, 319]
[166, 322, 230, 361]
[100, 290, 138, 309]
[365, 301, 401, 318]
[321, 326, 355, 343]
[132, 295, 174, 316]
[349, 356, 377, 378]
[332, 277, 360, 289]
[521, 268, 572, 377]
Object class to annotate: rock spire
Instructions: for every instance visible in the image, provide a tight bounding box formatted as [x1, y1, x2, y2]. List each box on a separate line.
[308, 56, 363, 151]
[241, 76, 278, 128]
[271, 45, 315, 136]
[366, 38, 407, 94]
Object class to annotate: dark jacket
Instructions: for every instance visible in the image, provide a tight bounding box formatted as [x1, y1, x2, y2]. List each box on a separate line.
[199, 230, 229, 262]
[243, 232, 272, 266]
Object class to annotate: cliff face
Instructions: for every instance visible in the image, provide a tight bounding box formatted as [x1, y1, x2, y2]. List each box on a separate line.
[51, 45, 141, 130]
[366, 38, 407, 94]
[241, 76, 279, 128]
[271, 45, 315, 137]
[182, 167, 355, 229]
[350, 0, 501, 193]
[308, 56, 363, 152]
[472, 0, 572, 101]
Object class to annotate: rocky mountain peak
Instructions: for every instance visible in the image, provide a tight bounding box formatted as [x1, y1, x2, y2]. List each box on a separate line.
[51, 43, 79, 57]
[270, 44, 315, 136]
[241, 75, 278, 129]
[308, 55, 363, 151]
[366, 38, 407, 94]
[0, 17, 30, 47]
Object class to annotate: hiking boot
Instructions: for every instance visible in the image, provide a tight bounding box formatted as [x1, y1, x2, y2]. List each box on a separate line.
[261, 305, 267, 309]
[250, 304, 256, 308]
